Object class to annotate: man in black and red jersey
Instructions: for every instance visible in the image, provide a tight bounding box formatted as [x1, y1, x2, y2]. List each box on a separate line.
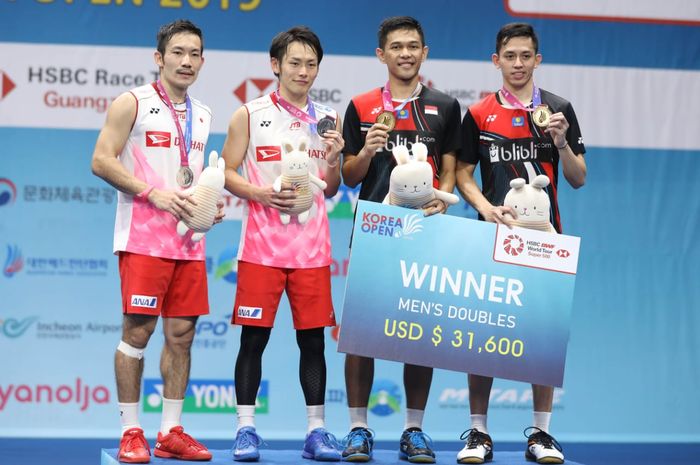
[455, 23, 587, 465]
[340, 16, 461, 464]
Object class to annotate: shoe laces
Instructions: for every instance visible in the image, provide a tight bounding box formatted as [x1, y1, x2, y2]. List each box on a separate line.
[343, 428, 373, 448]
[460, 428, 492, 451]
[236, 429, 263, 449]
[123, 429, 149, 451]
[169, 428, 205, 451]
[313, 430, 341, 449]
[523, 427, 563, 452]
[405, 430, 433, 449]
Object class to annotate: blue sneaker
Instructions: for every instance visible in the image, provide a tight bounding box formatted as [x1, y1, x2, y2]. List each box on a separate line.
[302, 428, 342, 461]
[341, 427, 374, 462]
[399, 427, 435, 463]
[232, 426, 263, 462]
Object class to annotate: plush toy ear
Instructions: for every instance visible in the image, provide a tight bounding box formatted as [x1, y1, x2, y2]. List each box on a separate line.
[532, 174, 550, 189]
[218, 157, 226, 171]
[392, 145, 410, 165]
[282, 140, 294, 154]
[208, 151, 218, 168]
[510, 178, 526, 190]
[298, 138, 309, 153]
[412, 142, 428, 162]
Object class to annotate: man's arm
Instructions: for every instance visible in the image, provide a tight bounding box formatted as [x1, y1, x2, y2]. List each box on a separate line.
[455, 161, 514, 226]
[320, 116, 344, 198]
[90, 92, 195, 218]
[547, 111, 586, 188]
[220, 106, 295, 210]
[421, 152, 457, 216]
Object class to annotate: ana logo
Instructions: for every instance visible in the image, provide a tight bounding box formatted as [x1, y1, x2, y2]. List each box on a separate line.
[0, 71, 16, 101]
[360, 212, 423, 238]
[130, 295, 157, 308]
[368, 379, 401, 417]
[237, 306, 262, 319]
[215, 248, 238, 284]
[255, 146, 281, 162]
[0, 178, 17, 207]
[556, 249, 570, 258]
[233, 78, 275, 104]
[145, 131, 171, 148]
[503, 234, 524, 256]
[143, 379, 269, 414]
[0, 316, 39, 338]
[486, 114, 497, 122]
[3, 244, 23, 278]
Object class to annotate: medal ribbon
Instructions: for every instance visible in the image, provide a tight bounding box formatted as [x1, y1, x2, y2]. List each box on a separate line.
[499, 84, 542, 111]
[381, 80, 423, 113]
[154, 80, 192, 168]
[275, 90, 319, 134]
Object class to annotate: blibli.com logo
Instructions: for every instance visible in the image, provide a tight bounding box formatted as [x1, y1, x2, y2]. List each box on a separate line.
[214, 248, 238, 284]
[360, 212, 423, 239]
[3, 244, 23, 278]
[143, 379, 269, 414]
[0, 178, 17, 207]
[368, 379, 402, 417]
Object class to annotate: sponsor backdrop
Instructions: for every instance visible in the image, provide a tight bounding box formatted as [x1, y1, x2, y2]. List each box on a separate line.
[1, 0, 698, 443]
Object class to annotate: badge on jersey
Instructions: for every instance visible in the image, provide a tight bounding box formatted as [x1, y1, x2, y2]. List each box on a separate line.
[424, 105, 438, 116]
[512, 116, 525, 127]
[397, 109, 410, 120]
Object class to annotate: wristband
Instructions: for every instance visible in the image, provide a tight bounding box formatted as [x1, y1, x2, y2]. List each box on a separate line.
[326, 158, 339, 168]
[556, 141, 569, 150]
[136, 185, 154, 201]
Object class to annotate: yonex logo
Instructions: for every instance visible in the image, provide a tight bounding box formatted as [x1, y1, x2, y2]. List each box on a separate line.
[255, 146, 281, 162]
[131, 295, 157, 308]
[145, 131, 171, 148]
[260, 120, 271, 127]
[237, 306, 262, 319]
[370, 106, 382, 115]
[486, 114, 497, 122]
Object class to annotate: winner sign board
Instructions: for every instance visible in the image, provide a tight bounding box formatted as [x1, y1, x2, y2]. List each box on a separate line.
[337, 201, 580, 387]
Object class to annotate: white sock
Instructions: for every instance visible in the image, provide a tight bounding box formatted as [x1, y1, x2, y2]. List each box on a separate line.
[404, 408, 425, 430]
[236, 405, 256, 432]
[349, 407, 368, 429]
[119, 402, 140, 434]
[470, 414, 488, 434]
[533, 411, 551, 433]
[307, 405, 325, 433]
[160, 397, 183, 435]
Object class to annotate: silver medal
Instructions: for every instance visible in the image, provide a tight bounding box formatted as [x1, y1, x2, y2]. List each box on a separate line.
[176, 166, 194, 188]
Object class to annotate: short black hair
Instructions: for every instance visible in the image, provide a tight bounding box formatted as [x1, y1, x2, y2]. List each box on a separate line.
[269, 26, 323, 77]
[156, 19, 203, 56]
[378, 16, 425, 49]
[495, 22, 539, 54]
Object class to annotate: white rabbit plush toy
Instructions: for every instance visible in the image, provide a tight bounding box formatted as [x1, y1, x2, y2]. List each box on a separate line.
[382, 142, 459, 209]
[272, 139, 327, 225]
[502, 175, 555, 233]
[176, 151, 225, 242]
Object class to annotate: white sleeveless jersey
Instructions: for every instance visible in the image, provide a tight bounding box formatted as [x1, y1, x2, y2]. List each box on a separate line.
[239, 92, 337, 268]
[113, 83, 212, 260]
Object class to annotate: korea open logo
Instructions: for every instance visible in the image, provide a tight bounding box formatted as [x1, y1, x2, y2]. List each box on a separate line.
[502, 234, 524, 256]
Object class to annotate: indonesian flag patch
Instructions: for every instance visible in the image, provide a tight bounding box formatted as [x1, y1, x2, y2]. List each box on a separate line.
[425, 105, 438, 115]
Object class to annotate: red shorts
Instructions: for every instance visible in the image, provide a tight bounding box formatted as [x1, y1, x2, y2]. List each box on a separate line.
[232, 261, 335, 330]
[119, 252, 209, 317]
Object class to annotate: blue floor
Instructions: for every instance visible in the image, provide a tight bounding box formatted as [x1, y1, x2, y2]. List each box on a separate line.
[1, 439, 699, 465]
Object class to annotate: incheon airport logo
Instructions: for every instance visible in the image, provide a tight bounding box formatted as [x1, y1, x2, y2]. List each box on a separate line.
[368, 379, 402, 417]
[3, 244, 24, 278]
[0, 316, 38, 338]
[215, 248, 238, 284]
[143, 379, 269, 414]
[0, 178, 17, 207]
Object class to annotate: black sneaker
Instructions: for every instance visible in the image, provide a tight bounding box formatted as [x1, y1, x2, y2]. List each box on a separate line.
[524, 427, 564, 464]
[399, 427, 435, 463]
[341, 427, 374, 462]
[457, 428, 493, 464]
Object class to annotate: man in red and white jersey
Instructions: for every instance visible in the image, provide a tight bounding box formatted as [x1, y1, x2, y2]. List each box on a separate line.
[92, 19, 220, 464]
[220, 26, 344, 462]
[455, 23, 587, 465]
[340, 16, 462, 464]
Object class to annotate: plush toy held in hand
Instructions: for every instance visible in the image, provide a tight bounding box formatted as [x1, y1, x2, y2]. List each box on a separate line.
[176, 151, 225, 242]
[503, 175, 555, 232]
[382, 142, 459, 209]
[272, 139, 327, 225]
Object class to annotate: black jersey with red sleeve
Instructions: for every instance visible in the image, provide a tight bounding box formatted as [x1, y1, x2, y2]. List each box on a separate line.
[459, 89, 585, 233]
[343, 86, 461, 203]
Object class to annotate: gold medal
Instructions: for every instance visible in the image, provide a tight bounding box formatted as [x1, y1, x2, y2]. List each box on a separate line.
[376, 111, 396, 132]
[533, 105, 552, 128]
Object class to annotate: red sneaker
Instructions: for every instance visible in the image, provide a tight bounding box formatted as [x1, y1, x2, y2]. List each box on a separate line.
[154, 426, 212, 461]
[118, 428, 151, 463]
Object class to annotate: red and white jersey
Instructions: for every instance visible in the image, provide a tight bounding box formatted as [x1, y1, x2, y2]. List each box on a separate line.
[113, 83, 212, 260]
[238, 92, 337, 269]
